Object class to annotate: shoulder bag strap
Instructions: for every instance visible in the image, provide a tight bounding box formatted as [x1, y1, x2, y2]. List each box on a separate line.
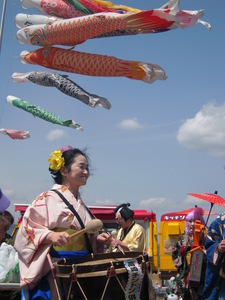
[83, 203, 96, 219]
[51, 189, 93, 253]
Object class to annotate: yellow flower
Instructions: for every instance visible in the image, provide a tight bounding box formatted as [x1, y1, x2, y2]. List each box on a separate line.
[48, 150, 65, 171]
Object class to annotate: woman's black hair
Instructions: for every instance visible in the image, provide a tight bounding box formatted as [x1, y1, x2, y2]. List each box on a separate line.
[49, 148, 90, 184]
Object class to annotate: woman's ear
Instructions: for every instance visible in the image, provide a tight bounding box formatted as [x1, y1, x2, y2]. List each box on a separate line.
[60, 166, 68, 177]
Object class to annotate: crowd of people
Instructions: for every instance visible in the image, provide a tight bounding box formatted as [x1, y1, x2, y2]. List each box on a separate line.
[1, 146, 225, 299]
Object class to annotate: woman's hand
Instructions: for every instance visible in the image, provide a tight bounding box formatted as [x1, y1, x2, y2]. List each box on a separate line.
[97, 232, 111, 245]
[45, 231, 71, 247]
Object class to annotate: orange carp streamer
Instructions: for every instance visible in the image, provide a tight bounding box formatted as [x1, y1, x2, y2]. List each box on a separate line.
[20, 47, 167, 84]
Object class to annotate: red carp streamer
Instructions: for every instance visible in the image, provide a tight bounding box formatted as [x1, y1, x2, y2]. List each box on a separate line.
[20, 47, 167, 84]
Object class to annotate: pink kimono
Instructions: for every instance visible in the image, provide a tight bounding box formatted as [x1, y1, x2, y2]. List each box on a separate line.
[14, 184, 93, 290]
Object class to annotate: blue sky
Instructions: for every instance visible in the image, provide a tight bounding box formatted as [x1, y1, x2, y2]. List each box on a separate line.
[1, 0, 225, 224]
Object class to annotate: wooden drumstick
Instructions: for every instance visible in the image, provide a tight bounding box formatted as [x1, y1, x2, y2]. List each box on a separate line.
[104, 230, 115, 242]
[105, 229, 117, 241]
[70, 219, 103, 239]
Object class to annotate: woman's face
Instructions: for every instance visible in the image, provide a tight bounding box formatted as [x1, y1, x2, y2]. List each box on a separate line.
[186, 220, 195, 235]
[115, 212, 126, 228]
[63, 154, 89, 189]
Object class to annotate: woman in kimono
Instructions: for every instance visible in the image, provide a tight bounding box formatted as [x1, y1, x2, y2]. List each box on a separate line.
[14, 146, 100, 299]
[172, 207, 206, 300]
[202, 212, 225, 299]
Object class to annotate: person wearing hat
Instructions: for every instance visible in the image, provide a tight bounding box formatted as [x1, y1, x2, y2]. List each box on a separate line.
[98, 203, 146, 253]
[0, 188, 11, 213]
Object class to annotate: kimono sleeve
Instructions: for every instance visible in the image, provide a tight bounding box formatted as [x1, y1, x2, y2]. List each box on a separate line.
[14, 192, 52, 264]
[205, 217, 223, 266]
[128, 226, 146, 252]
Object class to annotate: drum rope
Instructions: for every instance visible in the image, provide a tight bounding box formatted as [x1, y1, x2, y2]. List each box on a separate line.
[115, 275, 126, 293]
[100, 277, 110, 300]
[47, 253, 62, 300]
[67, 264, 88, 300]
[100, 261, 126, 300]
[110, 261, 126, 293]
[100, 261, 114, 300]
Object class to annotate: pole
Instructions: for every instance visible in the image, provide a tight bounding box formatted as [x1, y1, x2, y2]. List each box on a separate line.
[0, 0, 7, 53]
[205, 201, 214, 228]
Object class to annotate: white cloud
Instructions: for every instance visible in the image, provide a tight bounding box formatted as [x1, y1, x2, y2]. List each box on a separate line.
[94, 199, 116, 205]
[46, 129, 68, 141]
[117, 118, 144, 130]
[140, 197, 167, 208]
[139, 197, 202, 216]
[177, 102, 225, 157]
[183, 196, 206, 206]
[139, 197, 182, 219]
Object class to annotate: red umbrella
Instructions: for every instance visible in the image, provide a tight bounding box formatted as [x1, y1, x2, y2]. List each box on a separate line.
[188, 191, 225, 226]
[188, 192, 225, 207]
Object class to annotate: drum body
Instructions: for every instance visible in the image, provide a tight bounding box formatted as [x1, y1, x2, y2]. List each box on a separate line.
[53, 251, 151, 300]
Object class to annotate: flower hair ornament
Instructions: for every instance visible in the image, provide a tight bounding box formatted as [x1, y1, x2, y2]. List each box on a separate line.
[48, 149, 65, 171]
[59, 145, 73, 153]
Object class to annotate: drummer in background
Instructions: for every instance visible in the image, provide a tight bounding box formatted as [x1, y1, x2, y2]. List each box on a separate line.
[14, 146, 102, 300]
[98, 203, 146, 253]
